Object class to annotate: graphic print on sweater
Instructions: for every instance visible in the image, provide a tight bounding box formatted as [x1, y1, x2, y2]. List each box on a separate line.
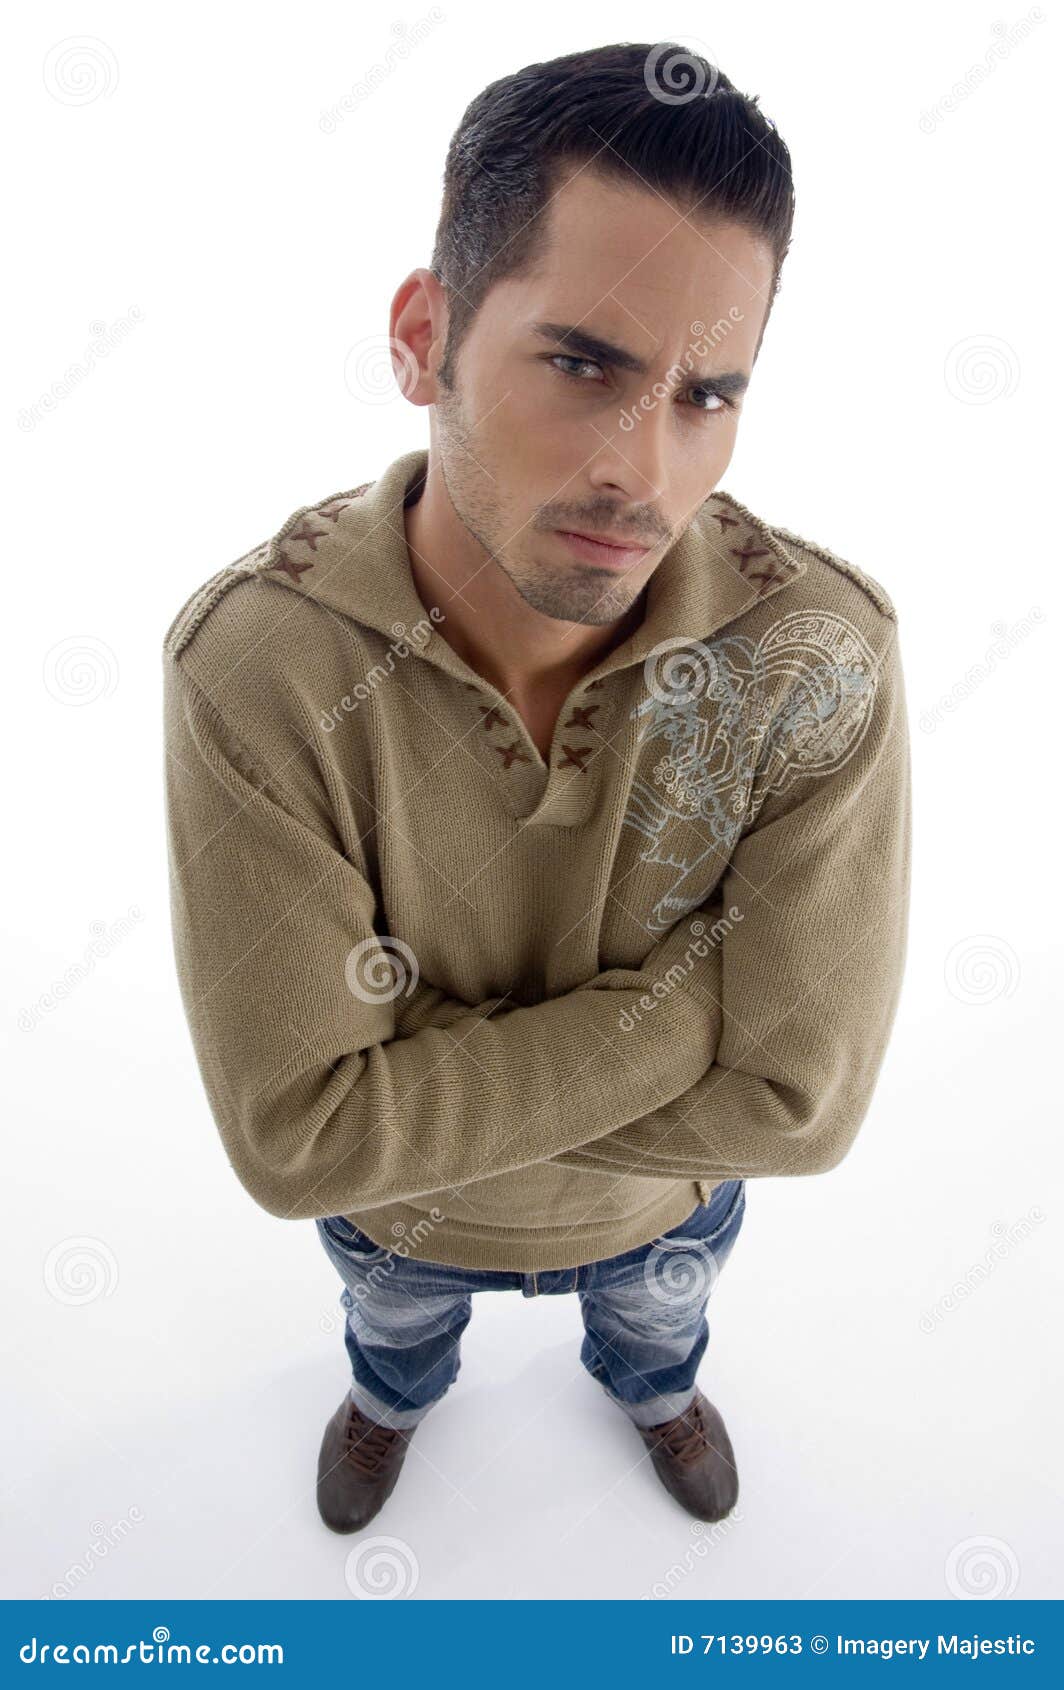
[622, 609, 879, 934]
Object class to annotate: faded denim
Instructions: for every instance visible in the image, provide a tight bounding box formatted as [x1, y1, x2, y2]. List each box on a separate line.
[315, 1178, 746, 1431]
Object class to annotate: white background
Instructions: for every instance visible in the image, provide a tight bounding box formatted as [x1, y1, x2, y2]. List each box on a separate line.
[4, 0, 1061, 1601]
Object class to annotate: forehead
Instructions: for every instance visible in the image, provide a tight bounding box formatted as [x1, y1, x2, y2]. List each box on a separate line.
[505, 165, 774, 346]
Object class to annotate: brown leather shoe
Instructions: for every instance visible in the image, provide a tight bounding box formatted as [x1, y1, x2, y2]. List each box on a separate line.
[316, 1393, 419, 1533]
[635, 1388, 739, 1522]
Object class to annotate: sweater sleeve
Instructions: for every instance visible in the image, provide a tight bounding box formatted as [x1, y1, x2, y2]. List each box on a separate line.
[550, 623, 912, 1180]
[163, 655, 717, 1220]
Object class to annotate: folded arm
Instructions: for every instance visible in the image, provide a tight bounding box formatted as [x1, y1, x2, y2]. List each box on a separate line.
[550, 625, 912, 1180]
[163, 658, 717, 1220]
[357, 627, 911, 1185]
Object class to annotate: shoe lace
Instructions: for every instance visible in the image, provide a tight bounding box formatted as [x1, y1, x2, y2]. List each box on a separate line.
[343, 1405, 403, 1476]
[652, 1396, 708, 1467]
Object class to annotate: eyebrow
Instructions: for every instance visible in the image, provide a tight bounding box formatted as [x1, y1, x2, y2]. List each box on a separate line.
[530, 320, 750, 397]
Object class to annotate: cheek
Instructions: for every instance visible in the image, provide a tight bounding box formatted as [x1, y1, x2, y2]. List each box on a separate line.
[503, 407, 591, 480]
[688, 415, 739, 477]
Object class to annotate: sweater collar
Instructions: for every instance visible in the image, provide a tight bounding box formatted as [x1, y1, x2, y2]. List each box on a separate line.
[241, 446, 807, 677]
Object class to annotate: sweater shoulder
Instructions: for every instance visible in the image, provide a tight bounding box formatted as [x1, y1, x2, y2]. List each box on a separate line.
[161, 540, 277, 666]
[709, 493, 898, 632]
[161, 477, 377, 667]
[161, 538, 373, 850]
[758, 516, 898, 625]
[160, 537, 335, 798]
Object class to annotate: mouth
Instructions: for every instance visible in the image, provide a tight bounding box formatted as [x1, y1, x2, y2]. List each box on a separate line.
[554, 528, 653, 570]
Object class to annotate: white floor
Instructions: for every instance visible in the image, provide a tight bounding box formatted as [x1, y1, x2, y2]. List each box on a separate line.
[4, 986, 1060, 1602]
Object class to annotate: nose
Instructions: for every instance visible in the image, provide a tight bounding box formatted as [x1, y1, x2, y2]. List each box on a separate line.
[585, 394, 671, 516]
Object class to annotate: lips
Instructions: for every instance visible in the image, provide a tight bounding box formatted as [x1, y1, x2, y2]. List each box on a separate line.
[566, 528, 643, 548]
[555, 529, 652, 569]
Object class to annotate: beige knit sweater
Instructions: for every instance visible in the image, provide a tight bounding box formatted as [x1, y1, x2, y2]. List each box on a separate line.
[162, 447, 911, 1271]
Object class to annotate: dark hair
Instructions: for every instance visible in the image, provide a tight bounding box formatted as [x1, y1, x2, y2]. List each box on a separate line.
[429, 42, 795, 385]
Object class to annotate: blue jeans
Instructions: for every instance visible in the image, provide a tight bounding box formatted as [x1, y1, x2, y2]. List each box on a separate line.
[314, 1178, 746, 1431]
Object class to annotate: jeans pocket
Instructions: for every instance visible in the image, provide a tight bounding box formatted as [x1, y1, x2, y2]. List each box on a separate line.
[655, 1179, 746, 1256]
[317, 1214, 391, 1261]
[636, 1186, 744, 1310]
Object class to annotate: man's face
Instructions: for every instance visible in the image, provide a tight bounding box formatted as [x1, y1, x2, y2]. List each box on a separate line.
[430, 165, 775, 629]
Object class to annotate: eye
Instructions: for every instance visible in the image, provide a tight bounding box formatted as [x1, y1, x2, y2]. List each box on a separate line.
[686, 386, 736, 416]
[549, 355, 739, 417]
[550, 354, 606, 382]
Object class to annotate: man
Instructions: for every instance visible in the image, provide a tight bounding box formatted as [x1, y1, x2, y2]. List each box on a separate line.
[162, 43, 911, 1536]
